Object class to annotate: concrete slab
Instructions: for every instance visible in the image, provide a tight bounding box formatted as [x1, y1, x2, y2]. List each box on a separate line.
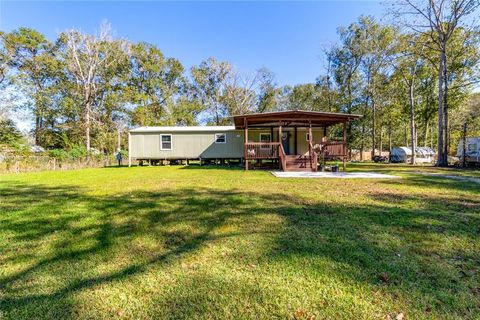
[271, 171, 400, 179]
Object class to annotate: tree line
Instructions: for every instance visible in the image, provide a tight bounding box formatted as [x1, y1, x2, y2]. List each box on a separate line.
[1, 0, 480, 166]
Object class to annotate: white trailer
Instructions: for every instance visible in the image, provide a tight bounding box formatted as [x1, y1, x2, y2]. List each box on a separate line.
[390, 147, 436, 163]
[457, 137, 480, 165]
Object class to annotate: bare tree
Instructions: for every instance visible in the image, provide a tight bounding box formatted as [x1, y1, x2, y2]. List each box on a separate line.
[393, 0, 480, 166]
[61, 21, 120, 151]
[222, 68, 261, 115]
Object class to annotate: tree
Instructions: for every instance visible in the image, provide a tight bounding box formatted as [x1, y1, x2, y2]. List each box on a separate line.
[329, 27, 364, 157]
[0, 31, 9, 85]
[191, 57, 232, 125]
[59, 22, 122, 151]
[0, 119, 24, 148]
[256, 68, 279, 113]
[392, 33, 426, 163]
[355, 17, 396, 159]
[2, 28, 60, 146]
[221, 69, 259, 116]
[128, 42, 186, 126]
[394, 0, 480, 166]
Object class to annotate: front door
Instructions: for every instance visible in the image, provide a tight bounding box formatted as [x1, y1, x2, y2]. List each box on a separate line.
[281, 132, 291, 155]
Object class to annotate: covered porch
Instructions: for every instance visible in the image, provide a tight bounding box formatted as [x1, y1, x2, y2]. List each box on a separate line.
[232, 110, 361, 172]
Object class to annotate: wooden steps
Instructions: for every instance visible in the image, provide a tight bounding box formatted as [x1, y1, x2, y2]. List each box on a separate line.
[284, 155, 314, 172]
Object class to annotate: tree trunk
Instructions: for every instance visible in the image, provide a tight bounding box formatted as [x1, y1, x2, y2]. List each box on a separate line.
[371, 100, 376, 159]
[379, 126, 383, 156]
[360, 121, 365, 161]
[424, 120, 429, 148]
[443, 50, 449, 165]
[35, 115, 41, 145]
[409, 83, 416, 164]
[85, 102, 91, 152]
[462, 121, 467, 167]
[436, 49, 447, 167]
[388, 124, 392, 162]
[117, 127, 122, 150]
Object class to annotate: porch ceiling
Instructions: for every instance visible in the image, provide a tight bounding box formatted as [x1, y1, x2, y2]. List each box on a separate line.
[232, 110, 362, 129]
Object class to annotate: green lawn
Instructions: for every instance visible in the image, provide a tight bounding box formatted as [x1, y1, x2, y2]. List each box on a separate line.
[0, 164, 479, 319]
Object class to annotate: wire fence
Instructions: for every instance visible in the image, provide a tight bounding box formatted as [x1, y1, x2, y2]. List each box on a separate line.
[0, 154, 117, 174]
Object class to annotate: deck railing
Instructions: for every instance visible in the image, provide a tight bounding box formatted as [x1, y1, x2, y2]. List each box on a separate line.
[319, 140, 346, 158]
[245, 142, 280, 160]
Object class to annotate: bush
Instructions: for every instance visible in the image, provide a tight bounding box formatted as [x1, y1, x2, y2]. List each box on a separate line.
[48, 145, 89, 161]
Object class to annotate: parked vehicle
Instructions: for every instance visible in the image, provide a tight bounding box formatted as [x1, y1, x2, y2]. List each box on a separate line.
[373, 155, 388, 163]
[457, 137, 480, 166]
[390, 147, 436, 163]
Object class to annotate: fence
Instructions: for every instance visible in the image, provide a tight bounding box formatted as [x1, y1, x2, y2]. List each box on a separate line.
[350, 150, 390, 161]
[0, 155, 116, 174]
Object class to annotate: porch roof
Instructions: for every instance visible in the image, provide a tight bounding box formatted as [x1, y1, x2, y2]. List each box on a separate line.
[232, 110, 361, 129]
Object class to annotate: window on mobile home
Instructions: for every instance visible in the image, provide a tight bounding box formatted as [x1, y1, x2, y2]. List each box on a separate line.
[215, 133, 226, 144]
[160, 134, 172, 150]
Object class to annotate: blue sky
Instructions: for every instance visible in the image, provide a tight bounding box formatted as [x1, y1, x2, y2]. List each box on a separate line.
[1, 0, 386, 86]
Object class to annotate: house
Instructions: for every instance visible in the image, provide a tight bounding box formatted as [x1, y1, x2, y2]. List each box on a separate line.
[128, 110, 361, 171]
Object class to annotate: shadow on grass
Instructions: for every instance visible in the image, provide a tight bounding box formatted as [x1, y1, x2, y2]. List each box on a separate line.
[0, 177, 479, 318]
[179, 164, 244, 170]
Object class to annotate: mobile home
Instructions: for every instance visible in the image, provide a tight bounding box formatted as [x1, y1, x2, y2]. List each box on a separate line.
[128, 110, 361, 171]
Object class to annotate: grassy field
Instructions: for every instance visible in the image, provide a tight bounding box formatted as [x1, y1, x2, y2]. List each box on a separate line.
[0, 164, 479, 319]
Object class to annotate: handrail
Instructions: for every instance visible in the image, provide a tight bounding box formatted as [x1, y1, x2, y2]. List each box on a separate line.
[278, 143, 287, 171]
[308, 141, 318, 172]
[245, 142, 280, 159]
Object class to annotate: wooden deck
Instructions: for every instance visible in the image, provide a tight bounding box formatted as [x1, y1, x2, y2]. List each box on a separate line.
[244, 140, 347, 172]
[234, 110, 360, 172]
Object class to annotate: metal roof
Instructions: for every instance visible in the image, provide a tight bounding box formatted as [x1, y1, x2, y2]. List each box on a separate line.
[129, 126, 236, 133]
[232, 110, 362, 128]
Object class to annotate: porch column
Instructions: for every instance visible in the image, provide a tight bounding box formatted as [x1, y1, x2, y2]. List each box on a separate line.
[343, 121, 347, 171]
[308, 121, 313, 146]
[294, 127, 298, 154]
[278, 122, 283, 170]
[309, 121, 313, 171]
[244, 118, 248, 171]
[278, 122, 282, 142]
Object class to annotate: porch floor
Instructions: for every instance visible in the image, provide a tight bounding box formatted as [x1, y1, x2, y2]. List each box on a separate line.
[271, 171, 400, 179]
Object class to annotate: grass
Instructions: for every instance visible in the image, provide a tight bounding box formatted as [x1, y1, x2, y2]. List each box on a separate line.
[0, 163, 479, 319]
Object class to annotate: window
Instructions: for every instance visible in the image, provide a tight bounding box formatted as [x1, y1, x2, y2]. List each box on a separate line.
[160, 134, 172, 150]
[260, 133, 271, 149]
[306, 133, 310, 141]
[215, 133, 226, 144]
[468, 143, 477, 152]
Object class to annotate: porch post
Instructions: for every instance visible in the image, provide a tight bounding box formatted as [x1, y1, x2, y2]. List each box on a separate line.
[244, 118, 249, 171]
[294, 127, 298, 154]
[278, 122, 283, 170]
[278, 121, 282, 142]
[343, 121, 347, 171]
[308, 121, 313, 145]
